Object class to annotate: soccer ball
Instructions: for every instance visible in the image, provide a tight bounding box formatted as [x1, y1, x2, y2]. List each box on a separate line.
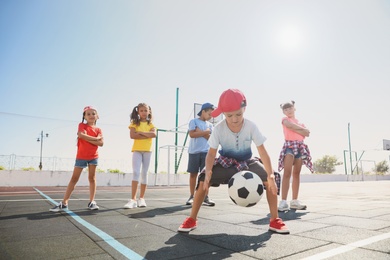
[228, 171, 264, 207]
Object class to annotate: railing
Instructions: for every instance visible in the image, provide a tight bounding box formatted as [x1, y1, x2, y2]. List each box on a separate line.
[0, 154, 132, 173]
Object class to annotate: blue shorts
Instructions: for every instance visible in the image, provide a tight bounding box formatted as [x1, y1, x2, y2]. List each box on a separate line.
[75, 158, 98, 168]
[285, 148, 302, 159]
[187, 153, 207, 174]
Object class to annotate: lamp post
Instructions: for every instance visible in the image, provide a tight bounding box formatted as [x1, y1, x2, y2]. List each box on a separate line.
[37, 131, 49, 170]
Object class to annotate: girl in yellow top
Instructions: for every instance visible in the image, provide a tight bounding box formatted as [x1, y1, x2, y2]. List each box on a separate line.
[124, 103, 156, 209]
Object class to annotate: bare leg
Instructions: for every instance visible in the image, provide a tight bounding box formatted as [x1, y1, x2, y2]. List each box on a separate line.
[265, 181, 279, 221]
[189, 181, 207, 220]
[131, 180, 138, 200]
[189, 173, 197, 196]
[291, 159, 303, 200]
[281, 154, 294, 200]
[63, 167, 83, 205]
[139, 183, 147, 198]
[88, 165, 97, 202]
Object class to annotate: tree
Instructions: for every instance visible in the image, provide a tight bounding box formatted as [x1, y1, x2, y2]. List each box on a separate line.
[313, 155, 343, 174]
[374, 160, 389, 174]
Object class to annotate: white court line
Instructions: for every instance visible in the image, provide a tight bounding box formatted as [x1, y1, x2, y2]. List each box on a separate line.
[34, 188, 145, 260]
[302, 232, 390, 260]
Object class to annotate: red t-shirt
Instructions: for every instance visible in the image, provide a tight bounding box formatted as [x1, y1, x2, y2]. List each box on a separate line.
[76, 123, 102, 160]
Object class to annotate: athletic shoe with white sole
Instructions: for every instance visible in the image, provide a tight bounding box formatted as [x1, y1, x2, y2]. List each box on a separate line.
[290, 200, 307, 210]
[278, 200, 289, 211]
[50, 201, 68, 212]
[124, 199, 137, 209]
[137, 198, 147, 207]
[88, 201, 99, 210]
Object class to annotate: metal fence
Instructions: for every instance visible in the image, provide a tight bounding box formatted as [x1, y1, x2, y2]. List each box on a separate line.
[0, 154, 132, 173]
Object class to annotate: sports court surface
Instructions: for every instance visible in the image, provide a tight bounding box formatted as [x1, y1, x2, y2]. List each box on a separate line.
[1, 181, 389, 259]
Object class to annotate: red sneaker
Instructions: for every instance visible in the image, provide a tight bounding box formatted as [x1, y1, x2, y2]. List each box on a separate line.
[269, 218, 290, 234]
[178, 217, 197, 232]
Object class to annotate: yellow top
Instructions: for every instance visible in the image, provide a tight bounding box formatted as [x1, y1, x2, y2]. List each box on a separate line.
[129, 122, 155, 152]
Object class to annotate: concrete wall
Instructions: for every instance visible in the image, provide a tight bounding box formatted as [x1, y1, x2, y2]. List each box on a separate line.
[1, 170, 389, 187]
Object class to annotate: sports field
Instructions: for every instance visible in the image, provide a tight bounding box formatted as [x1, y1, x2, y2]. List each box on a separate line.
[1, 181, 389, 259]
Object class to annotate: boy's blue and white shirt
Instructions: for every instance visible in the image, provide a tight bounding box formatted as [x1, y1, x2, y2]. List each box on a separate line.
[209, 119, 266, 161]
[188, 118, 213, 154]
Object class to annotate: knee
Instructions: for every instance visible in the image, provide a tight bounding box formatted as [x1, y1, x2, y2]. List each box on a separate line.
[88, 175, 96, 183]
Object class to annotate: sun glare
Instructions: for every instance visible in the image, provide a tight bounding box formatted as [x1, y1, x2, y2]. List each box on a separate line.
[277, 25, 305, 52]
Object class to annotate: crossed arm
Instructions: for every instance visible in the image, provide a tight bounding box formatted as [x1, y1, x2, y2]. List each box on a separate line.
[78, 131, 104, 146]
[130, 127, 157, 139]
[283, 119, 310, 137]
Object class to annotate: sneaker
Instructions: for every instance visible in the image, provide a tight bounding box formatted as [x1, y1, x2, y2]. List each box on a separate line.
[203, 196, 215, 206]
[278, 200, 289, 211]
[124, 199, 137, 209]
[290, 200, 307, 210]
[178, 217, 197, 232]
[50, 201, 67, 212]
[269, 218, 290, 234]
[186, 195, 194, 205]
[88, 201, 99, 210]
[137, 198, 147, 207]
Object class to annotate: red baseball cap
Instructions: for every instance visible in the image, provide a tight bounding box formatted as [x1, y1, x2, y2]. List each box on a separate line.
[83, 106, 97, 113]
[211, 89, 247, 117]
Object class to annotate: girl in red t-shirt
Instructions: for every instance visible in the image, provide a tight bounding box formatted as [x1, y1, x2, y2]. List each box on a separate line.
[50, 106, 104, 212]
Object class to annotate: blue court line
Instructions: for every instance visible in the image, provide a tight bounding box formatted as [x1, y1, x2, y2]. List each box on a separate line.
[34, 187, 145, 260]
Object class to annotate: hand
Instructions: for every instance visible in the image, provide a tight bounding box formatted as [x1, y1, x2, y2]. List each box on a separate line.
[203, 171, 212, 192]
[267, 174, 277, 196]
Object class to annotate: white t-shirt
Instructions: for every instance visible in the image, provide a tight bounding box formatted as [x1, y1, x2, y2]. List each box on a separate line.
[208, 118, 266, 161]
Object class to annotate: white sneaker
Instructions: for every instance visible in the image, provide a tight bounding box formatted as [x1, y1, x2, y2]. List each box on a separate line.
[290, 200, 307, 210]
[137, 198, 147, 207]
[278, 200, 289, 211]
[87, 201, 99, 210]
[124, 199, 137, 209]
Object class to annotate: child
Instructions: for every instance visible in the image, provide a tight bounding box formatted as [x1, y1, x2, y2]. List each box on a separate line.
[186, 102, 215, 206]
[50, 106, 103, 212]
[178, 89, 289, 234]
[277, 101, 313, 211]
[124, 103, 156, 209]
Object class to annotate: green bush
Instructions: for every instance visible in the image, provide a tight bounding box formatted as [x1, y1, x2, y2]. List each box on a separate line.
[108, 169, 123, 174]
[22, 167, 35, 171]
[0, 165, 5, 170]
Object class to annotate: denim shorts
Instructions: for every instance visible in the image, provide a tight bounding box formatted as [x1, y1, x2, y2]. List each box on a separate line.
[75, 158, 98, 168]
[285, 147, 302, 159]
[187, 153, 207, 174]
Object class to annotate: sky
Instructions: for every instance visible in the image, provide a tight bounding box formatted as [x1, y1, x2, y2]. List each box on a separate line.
[1, 0, 390, 174]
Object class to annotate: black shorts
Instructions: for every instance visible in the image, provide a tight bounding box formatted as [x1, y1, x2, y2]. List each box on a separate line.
[197, 159, 280, 194]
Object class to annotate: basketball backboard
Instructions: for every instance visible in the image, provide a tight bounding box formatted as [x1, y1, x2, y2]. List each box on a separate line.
[383, 139, 390, 150]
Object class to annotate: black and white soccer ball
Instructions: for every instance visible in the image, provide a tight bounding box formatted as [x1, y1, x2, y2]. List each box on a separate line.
[228, 171, 264, 207]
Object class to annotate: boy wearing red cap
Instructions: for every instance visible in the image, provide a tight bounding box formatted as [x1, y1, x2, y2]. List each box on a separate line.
[178, 89, 289, 234]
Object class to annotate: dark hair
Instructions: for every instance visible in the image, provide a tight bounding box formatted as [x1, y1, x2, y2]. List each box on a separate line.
[130, 103, 153, 125]
[280, 100, 295, 110]
[81, 111, 98, 125]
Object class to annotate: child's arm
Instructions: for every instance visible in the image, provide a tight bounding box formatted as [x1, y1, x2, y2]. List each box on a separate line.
[189, 127, 211, 140]
[203, 147, 217, 192]
[283, 119, 310, 137]
[257, 144, 277, 196]
[130, 127, 156, 139]
[78, 131, 104, 146]
[88, 135, 104, 147]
